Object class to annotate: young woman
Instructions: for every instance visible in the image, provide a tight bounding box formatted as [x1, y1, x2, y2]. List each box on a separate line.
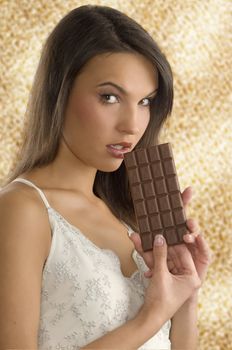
[0, 5, 212, 349]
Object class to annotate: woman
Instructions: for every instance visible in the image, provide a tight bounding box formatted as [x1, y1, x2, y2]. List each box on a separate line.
[0, 5, 212, 349]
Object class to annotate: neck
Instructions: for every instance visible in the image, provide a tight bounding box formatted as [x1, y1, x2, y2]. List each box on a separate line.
[37, 138, 97, 198]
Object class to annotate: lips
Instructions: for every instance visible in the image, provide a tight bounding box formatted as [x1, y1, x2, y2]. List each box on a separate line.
[106, 142, 133, 159]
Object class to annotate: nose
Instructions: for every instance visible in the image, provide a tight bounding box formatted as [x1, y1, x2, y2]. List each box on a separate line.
[116, 106, 140, 135]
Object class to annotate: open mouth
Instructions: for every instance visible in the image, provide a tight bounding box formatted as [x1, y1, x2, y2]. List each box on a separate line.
[106, 143, 132, 158]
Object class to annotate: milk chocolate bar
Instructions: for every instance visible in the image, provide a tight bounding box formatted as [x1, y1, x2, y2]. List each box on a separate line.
[124, 143, 188, 251]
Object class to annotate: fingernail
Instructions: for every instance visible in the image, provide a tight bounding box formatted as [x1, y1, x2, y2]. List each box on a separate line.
[154, 234, 164, 246]
[185, 233, 194, 242]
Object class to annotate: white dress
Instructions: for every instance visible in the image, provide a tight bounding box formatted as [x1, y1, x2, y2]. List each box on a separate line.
[12, 178, 171, 350]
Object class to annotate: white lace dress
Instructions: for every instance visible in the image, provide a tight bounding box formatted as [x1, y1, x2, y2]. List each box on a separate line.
[13, 178, 171, 350]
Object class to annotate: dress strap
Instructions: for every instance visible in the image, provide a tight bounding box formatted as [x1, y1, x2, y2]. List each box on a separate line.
[12, 178, 51, 209]
[121, 220, 135, 237]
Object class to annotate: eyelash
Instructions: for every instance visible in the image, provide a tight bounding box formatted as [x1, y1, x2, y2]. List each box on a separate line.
[99, 94, 119, 104]
[99, 93, 154, 107]
[141, 97, 154, 107]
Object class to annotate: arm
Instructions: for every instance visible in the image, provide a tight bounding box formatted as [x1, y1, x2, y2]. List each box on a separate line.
[0, 186, 51, 349]
[169, 222, 212, 350]
[81, 308, 165, 350]
[170, 294, 198, 350]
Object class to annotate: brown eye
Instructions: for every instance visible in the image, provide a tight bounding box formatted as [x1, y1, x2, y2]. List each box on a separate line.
[100, 94, 119, 104]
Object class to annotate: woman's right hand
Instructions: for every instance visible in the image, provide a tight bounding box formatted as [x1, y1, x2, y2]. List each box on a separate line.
[139, 234, 201, 323]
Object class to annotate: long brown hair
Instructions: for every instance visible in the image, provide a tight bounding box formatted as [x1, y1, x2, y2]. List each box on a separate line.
[7, 5, 173, 230]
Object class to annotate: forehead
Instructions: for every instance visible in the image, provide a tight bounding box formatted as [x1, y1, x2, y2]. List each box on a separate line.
[74, 52, 158, 92]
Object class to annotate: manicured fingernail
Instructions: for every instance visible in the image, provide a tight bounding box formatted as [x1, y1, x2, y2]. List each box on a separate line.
[185, 233, 194, 242]
[154, 234, 164, 246]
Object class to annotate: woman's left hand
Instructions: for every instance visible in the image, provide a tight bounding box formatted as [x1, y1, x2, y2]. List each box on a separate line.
[129, 187, 213, 285]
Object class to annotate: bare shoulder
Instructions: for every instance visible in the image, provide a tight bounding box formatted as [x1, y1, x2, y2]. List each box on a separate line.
[0, 181, 51, 259]
[0, 179, 47, 213]
[0, 181, 51, 347]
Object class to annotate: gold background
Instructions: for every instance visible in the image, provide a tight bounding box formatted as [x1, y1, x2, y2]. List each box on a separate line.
[0, 0, 231, 349]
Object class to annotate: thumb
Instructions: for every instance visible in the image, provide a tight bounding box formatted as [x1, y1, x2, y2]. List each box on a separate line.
[153, 234, 168, 272]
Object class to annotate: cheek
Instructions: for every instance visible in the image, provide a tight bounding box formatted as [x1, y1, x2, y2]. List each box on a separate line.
[79, 105, 117, 136]
[69, 98, 103, 130]
[139, 111, 150, 133]
[76, 100, 94, 123]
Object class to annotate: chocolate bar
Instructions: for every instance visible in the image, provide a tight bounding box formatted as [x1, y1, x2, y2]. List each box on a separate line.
[124, 143, 188, 251]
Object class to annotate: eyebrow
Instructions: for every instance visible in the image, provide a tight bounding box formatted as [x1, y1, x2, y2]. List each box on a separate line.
[96, 82, 158, 98]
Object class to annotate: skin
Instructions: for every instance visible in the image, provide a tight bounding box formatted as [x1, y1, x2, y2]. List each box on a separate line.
[129, 186, 212, 350]
[0, 51, 212, 349]
[42, 52, 158, 197]
[26, 50, 212, 290]
[19, 52, 159, 279]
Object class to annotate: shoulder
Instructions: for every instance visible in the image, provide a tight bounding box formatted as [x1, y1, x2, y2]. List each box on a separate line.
[1, 178, 43, 204]
[0, 181, 51, 347]
[0, 180, 51, 261]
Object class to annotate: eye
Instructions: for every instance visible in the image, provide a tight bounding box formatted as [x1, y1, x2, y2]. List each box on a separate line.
[140, 98, 153, 107]
[99, 94, 119, 104]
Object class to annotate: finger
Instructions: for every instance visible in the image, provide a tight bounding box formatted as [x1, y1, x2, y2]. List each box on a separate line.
[178, 245, 197, 271]
[153, 235, 168, 272]
[167, 259, 176, 271]
[183, 233, 196, 244]
[167, 252, 179, 274]
[144, 258, 176, 278]
[170, 267, 179, 274]
[129, 233, 144, 255]
[195, 233, 213, 264]
[129, 233, 154, 269]
[186, 218, 200, 233]
[144, 269, 153, 278]
[168, 245, 182, 270]
[181, 186, 193, 210]
[170, 243, 196, 272]
[143, 250, 155, 270]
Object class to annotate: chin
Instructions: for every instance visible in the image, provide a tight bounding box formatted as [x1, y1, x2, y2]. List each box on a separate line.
[97, 159, 124, 173]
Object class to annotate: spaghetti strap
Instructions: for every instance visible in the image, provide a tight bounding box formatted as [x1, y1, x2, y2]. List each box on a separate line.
[12, 179, 135, 236]
[121, 220, 135, 237]
[12, 178, 51, 209]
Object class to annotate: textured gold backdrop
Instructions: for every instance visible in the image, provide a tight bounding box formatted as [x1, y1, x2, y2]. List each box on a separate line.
[0, 0, 231, 349]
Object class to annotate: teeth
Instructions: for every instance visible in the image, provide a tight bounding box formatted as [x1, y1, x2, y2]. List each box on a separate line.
[110, 144, 124, 150]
